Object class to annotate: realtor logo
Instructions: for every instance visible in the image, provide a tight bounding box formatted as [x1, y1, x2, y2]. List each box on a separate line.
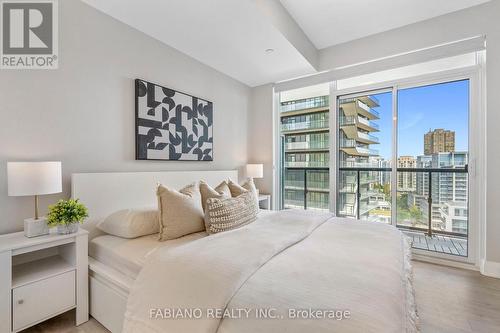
[1, 0, 58, 69]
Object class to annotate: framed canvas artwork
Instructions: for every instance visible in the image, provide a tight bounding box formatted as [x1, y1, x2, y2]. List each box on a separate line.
[135, 79, 213, 161]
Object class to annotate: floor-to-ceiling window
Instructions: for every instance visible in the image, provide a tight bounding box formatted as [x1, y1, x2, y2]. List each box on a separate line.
[277, 53, 479, 261]
[337, 90, 392, 223]
[396, 80, 469, 256]
[280, 84, 330, 211]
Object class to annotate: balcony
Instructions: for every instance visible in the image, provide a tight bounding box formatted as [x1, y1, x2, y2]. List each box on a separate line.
[357, 117, 379, 132]
[357, 132, 379, 144]
[339, 115, 379, 132]
[285, 141, 328, 151]
[281, 119, 328, 133]
[285, 161, 329, 168]
[340, 100, 380, 120]
[281, 96, 329, 113]
[338, 166, 469, 257]
[340, 144, 379, 157]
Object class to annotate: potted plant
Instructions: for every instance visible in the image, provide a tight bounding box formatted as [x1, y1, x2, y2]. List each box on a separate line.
[47, 199, 88, 234]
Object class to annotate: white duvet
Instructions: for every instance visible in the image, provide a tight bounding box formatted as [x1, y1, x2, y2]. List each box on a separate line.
[123, 210, 419, 333]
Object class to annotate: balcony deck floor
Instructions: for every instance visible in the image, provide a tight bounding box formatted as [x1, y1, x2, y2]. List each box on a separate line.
[403, 230, 467, 257]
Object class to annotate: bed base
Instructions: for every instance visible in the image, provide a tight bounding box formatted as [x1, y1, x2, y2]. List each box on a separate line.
[88, 257, 132, 333]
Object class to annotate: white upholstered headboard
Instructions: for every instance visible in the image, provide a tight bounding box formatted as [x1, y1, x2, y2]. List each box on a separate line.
[71, 170, 238, 240]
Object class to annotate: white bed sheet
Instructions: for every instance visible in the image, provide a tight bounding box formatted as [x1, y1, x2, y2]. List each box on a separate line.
[89, 210, 274, 279]
[89, 231, 206, 279]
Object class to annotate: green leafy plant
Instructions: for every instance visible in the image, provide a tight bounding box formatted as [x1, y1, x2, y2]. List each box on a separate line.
[47, 199, 88, 227]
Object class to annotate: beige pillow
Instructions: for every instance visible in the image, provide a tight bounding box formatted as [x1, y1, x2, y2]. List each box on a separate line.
[157, 183, 205, 241]
[204, 192, 258, 234]
[228, 178, 259, 209]
[199, 180, 231, 212]
[98, 208, 158, 239]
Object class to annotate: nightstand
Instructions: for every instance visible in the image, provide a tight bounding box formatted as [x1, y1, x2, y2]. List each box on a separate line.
[0, 229, 89, 332]
[258, 194, 271, 210]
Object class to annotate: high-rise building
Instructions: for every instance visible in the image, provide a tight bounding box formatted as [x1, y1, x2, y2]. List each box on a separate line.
[424, 128, 455, 155]
[397, 156, 416, 192]
[280, 95, 330, 210]
[337, 96, 381, 219]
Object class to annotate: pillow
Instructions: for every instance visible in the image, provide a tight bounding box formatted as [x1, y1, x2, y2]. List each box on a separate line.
[228, 178, 259, 209]
[157, 183, 205, 241]
[199, 180, 231, 212]
[97, 208, 159, 239]
[204, 192, 258, 234]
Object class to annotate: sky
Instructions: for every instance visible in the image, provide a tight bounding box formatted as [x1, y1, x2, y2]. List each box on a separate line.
[372, 79, 469, 160]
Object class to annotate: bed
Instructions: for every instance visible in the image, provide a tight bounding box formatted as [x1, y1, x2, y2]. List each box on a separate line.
[72, 170, 419, 333]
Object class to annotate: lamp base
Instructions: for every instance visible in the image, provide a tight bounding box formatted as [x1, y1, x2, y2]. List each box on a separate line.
[24, 217, 49, 238]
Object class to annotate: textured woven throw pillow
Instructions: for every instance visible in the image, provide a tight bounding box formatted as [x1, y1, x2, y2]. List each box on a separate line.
[204, 191, 258, 234]
[199, 180, 231, 212]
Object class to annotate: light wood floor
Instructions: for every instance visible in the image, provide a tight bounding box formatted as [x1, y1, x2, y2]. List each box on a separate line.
[22, 261, 500, 333]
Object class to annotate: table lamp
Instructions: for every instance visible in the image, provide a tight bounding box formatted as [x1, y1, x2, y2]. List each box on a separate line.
[7, 161, 62, 237]
[245, 163, 263, 195]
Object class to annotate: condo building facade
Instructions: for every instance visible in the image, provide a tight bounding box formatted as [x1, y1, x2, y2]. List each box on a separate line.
[281, 95, 330, 211]
[337, 96, 381, 219]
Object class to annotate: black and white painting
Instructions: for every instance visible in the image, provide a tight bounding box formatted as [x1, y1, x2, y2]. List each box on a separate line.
[135, 79, 213, 161]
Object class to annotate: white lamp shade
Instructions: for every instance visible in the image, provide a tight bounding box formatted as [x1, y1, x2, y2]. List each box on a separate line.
[246, 164, 263, 179]
[7, 162, 62, 196]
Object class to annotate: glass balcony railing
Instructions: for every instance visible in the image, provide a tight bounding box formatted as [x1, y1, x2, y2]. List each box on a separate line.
[339, 116, 356, 126]
[285, 161, 329, 168]
[357, 116, 380, 130]
[357, 132, 379, 143]
[281, 96, 329, 113]
[337, 166, 468, 241]
[285, 141, 328, 150]
[340, 115, 380, 130]
[281, 119, 328, 132]
[283, 168, 329, 211]
[339, 138, 356, 148]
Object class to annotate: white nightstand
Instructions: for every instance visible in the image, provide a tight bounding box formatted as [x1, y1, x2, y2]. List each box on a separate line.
[0, 229, 89, 332]
[258, 194, 271, 210]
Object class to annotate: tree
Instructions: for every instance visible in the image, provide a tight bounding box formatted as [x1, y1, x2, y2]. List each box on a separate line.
[409, 205, 423, 226]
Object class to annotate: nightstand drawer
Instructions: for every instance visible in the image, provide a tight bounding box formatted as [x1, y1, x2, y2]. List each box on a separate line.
[12, 270, 75, 331]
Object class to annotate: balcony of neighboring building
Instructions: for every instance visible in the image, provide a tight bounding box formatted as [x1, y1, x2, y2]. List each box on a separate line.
[340, 99, 380, 120]
[280, 96, 329, 115]
[281, 119, 328, 133]
[339, 115, 379, 132]
[284, 160, 329, 168]
[339, 139, 379, 156]
[285, 140, 328, 152]
[341, 126, 379, 144]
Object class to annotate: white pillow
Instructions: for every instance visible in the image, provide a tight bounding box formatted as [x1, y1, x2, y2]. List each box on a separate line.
[98, 208, 159, 239]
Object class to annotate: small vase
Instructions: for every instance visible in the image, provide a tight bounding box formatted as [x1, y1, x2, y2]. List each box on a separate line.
[57, 222, 79, 235]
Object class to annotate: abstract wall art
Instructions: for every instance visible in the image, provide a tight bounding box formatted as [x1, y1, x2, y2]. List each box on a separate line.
[135, 79, 213, 161]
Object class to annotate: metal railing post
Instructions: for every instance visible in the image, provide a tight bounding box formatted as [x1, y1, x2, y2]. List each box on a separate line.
[303, 168, 308, 210]
[427, 171, 433, 237]
[356, 169, 361, 219]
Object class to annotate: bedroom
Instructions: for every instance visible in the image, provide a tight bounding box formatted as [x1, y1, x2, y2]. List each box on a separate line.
[0, 0, 499, 332]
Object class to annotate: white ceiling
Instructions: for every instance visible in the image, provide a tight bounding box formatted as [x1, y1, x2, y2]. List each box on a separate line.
[280, 0, 491, 49]
[81, 0, 316, 87]
[82, 0, 490, 87]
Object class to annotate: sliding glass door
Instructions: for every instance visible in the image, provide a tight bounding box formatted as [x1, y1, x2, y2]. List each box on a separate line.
[396, 80, 469, 256]
[277, 65, 477, 261]
[336, 78, 470, 258]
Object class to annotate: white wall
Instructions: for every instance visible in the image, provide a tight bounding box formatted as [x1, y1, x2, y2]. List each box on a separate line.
[0, 0, 250, 234]
[248, 0, 500, 270]
[247, 84, 274, 198]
